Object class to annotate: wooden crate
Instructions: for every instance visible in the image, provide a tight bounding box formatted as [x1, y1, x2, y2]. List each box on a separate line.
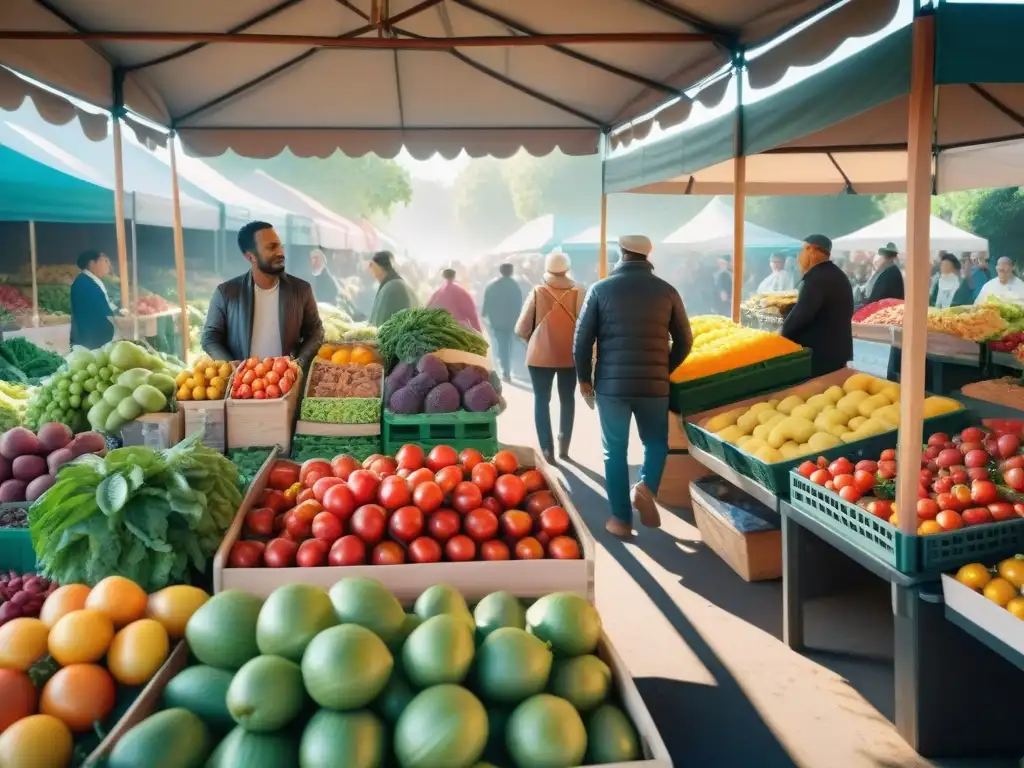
[656, 452, 714, 509]
[213, 444, 595, 603]
[226, 368, 302, 454]
[295, 358, 383, 438]
[668, 412, 688, 451]
[691, 480, 781, 582]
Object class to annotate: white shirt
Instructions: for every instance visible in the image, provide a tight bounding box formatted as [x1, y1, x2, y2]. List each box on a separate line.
[975, 276, 1024, 305]
[757, 270, 795, 293]
[250, 282, 282, 359]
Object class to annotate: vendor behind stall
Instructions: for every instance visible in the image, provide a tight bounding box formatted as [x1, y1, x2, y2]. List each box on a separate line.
[70, 250, 118, 349]
[781, 235, 854, 377]
[974, 257, 1024, 305]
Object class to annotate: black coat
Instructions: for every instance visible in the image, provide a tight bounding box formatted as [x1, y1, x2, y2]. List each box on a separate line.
[69, 272, 115, 350]
[866, 263, 904, 304]
[782, 260, 854, 377]
[311, 268, 340, 306]
[573, 261, 692, 399]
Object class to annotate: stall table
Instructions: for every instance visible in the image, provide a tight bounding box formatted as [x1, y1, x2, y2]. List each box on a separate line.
[687, 443, 780, 514]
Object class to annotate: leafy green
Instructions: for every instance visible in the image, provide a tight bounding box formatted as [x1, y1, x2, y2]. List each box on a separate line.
[0, 337, 63, 382]
[299, 396, 381, 424]
[28, 431, 241, 591]
[290, 434, 381, 463]
[376, 308, 488, 364]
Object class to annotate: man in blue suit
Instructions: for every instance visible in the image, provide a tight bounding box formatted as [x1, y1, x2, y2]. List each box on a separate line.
[70, 250, 118, 349]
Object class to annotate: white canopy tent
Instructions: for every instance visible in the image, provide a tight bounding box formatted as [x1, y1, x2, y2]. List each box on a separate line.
[486, 215, 556, 257]
[662, 197, 799, 250]
[832, 209, 988, 253]
[563, 225, 615, 246]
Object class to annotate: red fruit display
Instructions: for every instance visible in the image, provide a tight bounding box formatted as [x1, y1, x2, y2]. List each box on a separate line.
[452, 481, 484, 515]
[389, 505, 425, 544]
[464, 508, 499, 543]
[350, 504, 387, 544]
[378, 475, 412, 511]
[427, 510, 461, 542]
[426, 445, 459, 472]
[329, 535, 367, 566]
[396, 444, 426, 471]
[445, 535, 476, 562]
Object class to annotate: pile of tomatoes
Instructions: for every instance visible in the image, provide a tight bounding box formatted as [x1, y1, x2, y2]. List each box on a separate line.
[229, 356, 298, 400]
[227, 445, 583, 568]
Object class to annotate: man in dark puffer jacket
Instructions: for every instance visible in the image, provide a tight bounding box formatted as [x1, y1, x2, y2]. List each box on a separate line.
[573, 235, 693, 538]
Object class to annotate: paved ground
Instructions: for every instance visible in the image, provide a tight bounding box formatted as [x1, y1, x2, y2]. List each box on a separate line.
[496, 375, 1017, 768]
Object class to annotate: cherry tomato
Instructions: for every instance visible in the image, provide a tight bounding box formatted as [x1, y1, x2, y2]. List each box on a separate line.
[328, 535, 366, 566]
[228, 540, 265, 568]
[372, 541, 406, 565]
[389, 505, 425, 544]
[408, 536, 443, 563]
[296, 539, 328, 567]
[464, 508, 500, 543]
[427, 509, 461, 542]
[445, 534, 477, 562]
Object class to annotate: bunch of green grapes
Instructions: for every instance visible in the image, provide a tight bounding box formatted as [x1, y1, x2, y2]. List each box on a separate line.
[25, 347, 123, 433]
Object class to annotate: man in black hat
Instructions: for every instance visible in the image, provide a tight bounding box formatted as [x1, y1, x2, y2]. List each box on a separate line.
[781, 235, 854, 376]
[864, 242, 904, 306]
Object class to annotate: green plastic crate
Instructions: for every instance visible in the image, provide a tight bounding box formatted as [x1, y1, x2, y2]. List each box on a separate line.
[383, 409, 497, 446]
[790, 471, 1024, 574]
[384, 437, 499, 458]
[670, 349, 813, 416]
[0, 526, 36, 573]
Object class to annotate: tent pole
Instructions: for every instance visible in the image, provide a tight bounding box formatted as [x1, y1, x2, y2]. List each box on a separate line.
[895, 13, 935, 539]
[130, 193, 139, 340]
[598, 194, 608, 279]
[731, 53, 745, 323]
[28, 221, 39, 327]
[111, 117, 131, 315]
[169, 133, 191, 362]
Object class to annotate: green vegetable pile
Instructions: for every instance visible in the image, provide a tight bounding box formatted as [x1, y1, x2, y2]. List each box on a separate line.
[0, 337, 64, 384]
[0, 382, 30, 431]
[227, 447, 276, 490]
[29, 431, 241, 590]
[299, 397, 380, 424]
[376, 308, 488, 364]
[36, 284, 71, 315]
[290, 434, 381, 463]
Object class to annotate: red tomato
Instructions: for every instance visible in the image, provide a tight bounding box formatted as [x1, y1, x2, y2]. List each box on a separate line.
[1015, 502, 1024, 518]
[228, 540, 265, 568]
[286, 501, 321, 539]
[328, 535, 366, 566]
[970, 479, 999, 506]
[950, 469, 969, 486]
[445, 534, 477, 562]
[838, 485, 861, 503]
[961, 507, 992, 527]
[330, 455, 361, 480]
[312, 511, 343, 543]
[428, 509, 461, 542]
[389, 505, 425, 544]
[241, 370, 256, 385]
[877, 461, 897, 480]
[833, 473, 855, 491]
[855, 459, 878, 474]
[936, 509, 964, 531]
[427, 445, 459, 472]
[548, 536, 581, 560]
[917, 498, 939, 520]
[378, 475, 412, 511]
[866, 500, 891, 519]
[347, 470, 380, 505]
[988, 502, 1016, 521]
[519, 470, 547, 494]
[264, 538, 298, 567]
[452, 481, 484, 515]
[1004, 467, 1024, 492]
[351, 504, 387, 544]
[258, 489, 289, 513]
[464, 508, 499, 542]
[500, 509, 533, 539]
[413, 481, 444, 513]
[296, 488, 316, 504]
[323, 483, 357, 523]
[809, 469, 832, 486]
[265, 384, 281, 398]
[493, 450, 519, 475]
[372, 541, 406, 565]
[951, 484, 972, 507]
[279, 378, 293, 394]
[828, 458, 854, 477]
[368, 457, 399, 478]
[879, 449, 896, 462]
[936, 492, 958, 512]
[435, 465, 464, 494]
[480, 540, 511, 561]
[268, 460, 300, 490]
[494, 474, 528, 509]
[396, 444, 426, 471]
[459, 448, 485, 471]
[1001, 455, 1024, 472]
[932, 476, 954, 495]
[471, 463, 498, 493]
[244, 507, 275, 537]
[539, 506, 571, 537]
[273, 358, 288, 376]
[515, 536, 545, 560]
[296, 538, 328, 567]
[824, 481, 835, 492]
[408, 536, 443, 563]
[797, 461, 817, 479]
[312, 476, 346, 504]
[480, 496, 504, 517]
[407, 468, 437, 490]
[535, 530, 551, 548]
[300, 459, 333, 487]
[853, 471, 875, 494]
[526, 491, 558, 518]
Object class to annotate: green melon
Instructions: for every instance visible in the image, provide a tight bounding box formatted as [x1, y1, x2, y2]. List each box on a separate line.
[185, 590, 263, 670]
[227, 655, 306, 732]
[414, 583, 474, 629]
[300, 709, 386, 768]
[394, 684, 488, 768]
[301, 624, 393, 710]
[372, 665, 415, 724]
[506, 694, 586, 768]
[402, 614, 475, 688]
[548, 654, 612, 712]
[586, 704, 640, 764]
[389, 613, 422, 653]
[526, 592, 601, 657]
[475, 627, 552, 704]
[329, 576, 406, 644]
[256, 583, 337, 662]
[161, 665, 236, 733]
[473, 591, 526, 642]
[206, 726, 299, 768]
[107, 708, 210, 768]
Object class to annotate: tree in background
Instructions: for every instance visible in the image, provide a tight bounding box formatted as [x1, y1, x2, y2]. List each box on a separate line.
[453, 158, 523, 249]
[745, 195, 886, 239]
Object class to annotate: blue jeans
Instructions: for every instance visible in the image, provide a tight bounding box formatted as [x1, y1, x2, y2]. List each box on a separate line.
[491, 328, 513, 378]
[596, 394, 669, 523]
[528, 366, 576, 455]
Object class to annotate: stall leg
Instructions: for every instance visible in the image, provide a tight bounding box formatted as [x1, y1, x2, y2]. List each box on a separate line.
[782, 514, 805, 651]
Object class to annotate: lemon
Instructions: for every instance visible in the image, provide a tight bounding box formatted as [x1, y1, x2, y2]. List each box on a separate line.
[204, 366, 217, 380]
[997, 556, 1024, 588]
[176, 386, 191, 401]
[184, 377, 197, 389]
[955, 562, 992, 590]
[192, 373, 207, 388]
[192, 386, 207, 401]
[982, 577, 1017, 607]
[218, 363, 233, 378]
[174, 371, 189, 386]
[918, 520, 943, 536]
[1006, 596, 1024, 620]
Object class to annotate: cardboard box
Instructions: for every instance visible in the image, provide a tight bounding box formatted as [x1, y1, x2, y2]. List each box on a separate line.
[656, 452, 713, 509]
[296, 358, 383, 437]
[690, 478, 781, 582]
[180, 401, 227, 453]
[226, 368, 302, 454]
[942, 574, 1024, 658]
[119, 412, 183, 449]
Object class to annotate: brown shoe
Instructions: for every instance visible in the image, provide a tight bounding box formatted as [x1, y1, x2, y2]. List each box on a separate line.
[605, 518, 633, 538]
[631, 483, 661, 528]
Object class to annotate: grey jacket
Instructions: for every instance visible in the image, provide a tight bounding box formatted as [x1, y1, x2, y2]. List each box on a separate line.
[201, 272, 324, 369]
[573, 261, 692, 399]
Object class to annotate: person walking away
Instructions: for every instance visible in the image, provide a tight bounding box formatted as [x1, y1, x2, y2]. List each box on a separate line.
[427, 268, 482, 331]
[70, 250, 119, 349]
[309, 248, 342, 306]
[201, 221, 324, 370]
[930, 252, 973, 309]
[970, 252, 993, 302]
[757, 252, 796, 293]
[713, 255, 732, 316]
[781, 235, 854, 377]
[515, 251, 585, 464]
[368, 251, 418, 326]
[482, 263, 524, 382]
[975, 257, 1024, 305]
[573, 235, 692, 538]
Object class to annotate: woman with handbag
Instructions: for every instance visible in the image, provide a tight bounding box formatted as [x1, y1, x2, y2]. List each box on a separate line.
[515, 251, 586, 464]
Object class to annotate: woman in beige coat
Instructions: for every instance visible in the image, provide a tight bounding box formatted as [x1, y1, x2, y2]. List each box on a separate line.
[515, 251, 586, 463]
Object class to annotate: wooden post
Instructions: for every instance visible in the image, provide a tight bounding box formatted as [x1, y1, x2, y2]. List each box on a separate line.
[130, 193, 139, 340]
[732, 156, 746, 323]
[111, 117, 131, 313]
[895, 14, 936, 536]
[28, 221, 39, 327]
[169, 133, 191, 362]
[598, 193, 608, 279]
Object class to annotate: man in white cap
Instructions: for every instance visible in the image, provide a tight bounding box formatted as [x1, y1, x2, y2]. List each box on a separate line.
[573, 235, 693, 537]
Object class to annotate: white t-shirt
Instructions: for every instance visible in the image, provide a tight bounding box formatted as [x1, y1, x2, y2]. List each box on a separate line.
[250, 282, 282, 359]
[975, 276, 1024, 305]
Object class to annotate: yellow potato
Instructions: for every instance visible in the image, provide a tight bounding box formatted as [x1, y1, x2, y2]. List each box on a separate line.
[842, 372, 876, 394]
[805, 393, 832, 411]
[836, 391, 870, 418]
[747, 402, 775, 415]
[754, 445, 785, 464]
[790, 404, 820, 421]
[736, 411, 761, 435]
[847, 416, 868, 431]
[823, 385, 845, 404]
[808, 431, 842, 451]
[776, 395, 805, 415]
[757, 408, 781, 426]
[857, 393, 891, 418]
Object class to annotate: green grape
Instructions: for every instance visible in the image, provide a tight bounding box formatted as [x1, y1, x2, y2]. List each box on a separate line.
[83, 378, 97, 392]
[97, 382, 109, 394]
[109, 366, 123, 378]
[69, 395, 81, 409]
[68, 382, 83, 396]
[56, 379, 70, 392]
[98, 367, 112, 381]
[86, 363, 98, 376]
[87, 391, 101, 407]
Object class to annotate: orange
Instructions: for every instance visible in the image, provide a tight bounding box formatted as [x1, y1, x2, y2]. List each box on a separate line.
[982, 577, 1018, 608]
[317, 344, 336, 360]
[218, 363, 233, 379]
[39, 584, 91, 629]
[330, 348, 351, 365]
[191, 386, 207, 401]
[85, 576, 147, 627]
[1006, 596, 1024, 620]
[48, 609, 114, 665]
[997, 556, 1024, 588]
[0, 669, 38, 733]
[954, 563, 992, 590]
[146, 585, 209, 639]
[107, 620, 169, 686]
[0, 619, 49, 672]
[0, 714, 73, 766]
[40, 665, 116, 733]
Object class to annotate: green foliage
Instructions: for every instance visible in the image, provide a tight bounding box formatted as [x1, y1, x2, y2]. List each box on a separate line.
[453, 158, 523, 244]
[745, 195, 886, 239]
[503, 153, 600, 221]
[943, 187, 1024, 260]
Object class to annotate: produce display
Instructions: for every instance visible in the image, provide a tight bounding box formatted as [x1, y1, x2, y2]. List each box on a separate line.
[228, 447, 276, 491]
[796, 422, 1024, 533]
[669, 315, 803, 383]
[386, 355, 499, 415]
[173, 356, 235, 402]
[0, 425, 106, 503]
[135, 293, 171, 316]
[0, 337, 64, 385]
[0, 383, 31, 432]
[317, 304, 377, 343]
[104, 579, 639, 767]
[859, 301, 1008, 342]
[0, 575, 210, 766]
[0, 571, 57, 624]
[227, 446, 582, 569]
[185, 300, 208, 358]
[953, 556, 1024, 619]
[26, 340, 182, 434]
[290, 435, 382, 465]
[961, 378, 1024, 411]
[29, 432, 241, 590]
[315, 343, 379, 368]
[0, 286, 31, 313]
[740, 292, 797, 326]
[376, 308, 489, 364]
[229, 356, 299, 401]
[35, 284, 71, 316]
[700, 371, 963, 463]
[9, 264, 80, 287]
[301, 350, 385, 424]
